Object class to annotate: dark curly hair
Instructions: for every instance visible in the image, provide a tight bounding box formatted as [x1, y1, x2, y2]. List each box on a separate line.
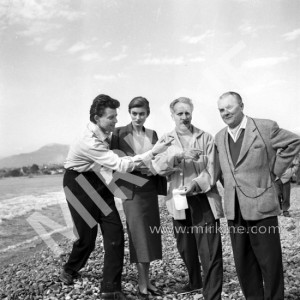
[90, 94, 120, 124]
[128, 96, 150, 116]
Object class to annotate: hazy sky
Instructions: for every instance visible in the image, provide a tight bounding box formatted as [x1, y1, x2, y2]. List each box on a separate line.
[1, 0, 300, 157]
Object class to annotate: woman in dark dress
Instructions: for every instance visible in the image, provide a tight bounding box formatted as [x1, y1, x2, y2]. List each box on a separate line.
[111, 97, 165, 299]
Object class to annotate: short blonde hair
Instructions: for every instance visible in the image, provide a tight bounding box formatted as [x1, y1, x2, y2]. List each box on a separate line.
[170, 97, 194, 113]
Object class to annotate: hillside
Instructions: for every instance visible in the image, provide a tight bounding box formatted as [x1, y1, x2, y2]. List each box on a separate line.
[0, 144, 69, 168]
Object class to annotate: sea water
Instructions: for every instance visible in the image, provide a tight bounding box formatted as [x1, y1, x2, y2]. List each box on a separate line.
[0, 174, 124, 259]
[0, 174, 71, 261]
[0, 175, 65, 223]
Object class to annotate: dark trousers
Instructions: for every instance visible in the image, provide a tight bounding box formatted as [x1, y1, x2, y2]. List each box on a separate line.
[228, 197, 284, 300]
[173, 194, 223, 300]
[63, 170, 124, 291]
[275, 179, 291, 211]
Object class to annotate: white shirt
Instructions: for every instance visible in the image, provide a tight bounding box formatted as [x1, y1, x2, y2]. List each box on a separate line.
[64, 122, 154, 173]
[227, 115, 248, 142]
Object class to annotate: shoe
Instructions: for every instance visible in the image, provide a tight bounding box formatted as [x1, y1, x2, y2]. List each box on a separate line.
[100, 282, 126, 299]
[138, 291, 149, 300]
[59, 270, 74, 285]
[100, 291, 127, 300]
[147, 286, 163, 296]
[72, 271, 82, 279]
[176, 284, 202, 295]
[283, 211, 291, 217]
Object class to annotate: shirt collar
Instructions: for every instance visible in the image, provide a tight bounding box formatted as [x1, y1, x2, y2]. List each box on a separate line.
[227, 115, 248, 142]
[87, 122, 110, 142]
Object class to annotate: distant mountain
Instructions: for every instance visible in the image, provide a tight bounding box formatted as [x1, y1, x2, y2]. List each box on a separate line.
[0, 143, 70, 168]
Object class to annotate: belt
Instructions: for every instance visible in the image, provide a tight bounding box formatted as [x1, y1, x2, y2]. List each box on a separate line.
[65, 168, 94, 174]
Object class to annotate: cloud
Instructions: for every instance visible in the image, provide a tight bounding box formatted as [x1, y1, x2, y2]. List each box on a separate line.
[103, 42, 112, 48]
[242, 56, 291, 68]
[94, 74, 117, 81]
[283, 28, 300, 41]
[139, 55, 205, 65]
[68, 42, 91, 54]
[80, 52, 102, 62]
[8, 0, 83, 22]
[189, 56, 205, 63]
[94, 73, 126, 81]
[267, 79, 287, 86]
[111, 45, 128, 61]
[18, 22, 61, 37]
[245, 79, 287, 93]
[181, 30, 215, 44]
[238, 23, 257, 36]
[111, 53, 127, 61]
[44, 38, 64, 52]
[140, 56, 185, 65]
[2, 0, 83, 38]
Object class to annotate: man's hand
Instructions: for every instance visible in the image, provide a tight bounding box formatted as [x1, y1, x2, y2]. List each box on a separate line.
[181, 181, 202, 196]
[184, 149, 203, 160]
[135, 163, 154, 176]
[152, 137, 175, 156]
[133, 159, 146, 170]
[177, 149, 203, 162]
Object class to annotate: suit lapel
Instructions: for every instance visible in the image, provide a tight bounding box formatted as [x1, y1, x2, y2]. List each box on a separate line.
[235, 118, 257, 166]
[122, 123, 136, 155]
[122, 123, 154, 155]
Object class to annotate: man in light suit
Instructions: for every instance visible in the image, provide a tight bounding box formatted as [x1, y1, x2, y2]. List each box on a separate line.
[153, 97, 223, 300]
[215, 91, 300, 300]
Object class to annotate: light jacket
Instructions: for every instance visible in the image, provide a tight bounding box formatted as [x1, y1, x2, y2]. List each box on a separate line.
[152, 125, 224, 220]
[215, 117, 300, 220]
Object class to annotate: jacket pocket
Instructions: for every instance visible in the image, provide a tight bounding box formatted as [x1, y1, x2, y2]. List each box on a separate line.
[237, 185, 279, 214]
[256, 186, 279, 213]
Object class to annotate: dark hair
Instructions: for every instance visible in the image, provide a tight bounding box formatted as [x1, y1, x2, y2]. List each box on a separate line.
[128, 97, 150, 116]
[219, 91, 243, 104]
[90, 94, 120, 124]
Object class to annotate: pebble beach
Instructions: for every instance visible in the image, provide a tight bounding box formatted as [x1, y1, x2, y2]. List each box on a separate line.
[1, 185, 300, 300]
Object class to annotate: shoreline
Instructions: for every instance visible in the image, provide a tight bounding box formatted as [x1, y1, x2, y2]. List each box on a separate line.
[0, 202, 71, 267]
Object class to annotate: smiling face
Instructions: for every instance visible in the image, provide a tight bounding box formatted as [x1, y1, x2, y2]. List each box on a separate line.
[94, 107, 118, 134]
[218, 94, 244, 128]
[172, 102, 193, 132]
[130, 107, 148, 129]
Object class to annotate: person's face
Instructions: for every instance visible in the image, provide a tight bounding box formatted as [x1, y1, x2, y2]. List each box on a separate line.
[130, 107, 148, 128]
[217, 95, 244, 128]
[94, 107, 118, 134]
[172, 102, 193, 132]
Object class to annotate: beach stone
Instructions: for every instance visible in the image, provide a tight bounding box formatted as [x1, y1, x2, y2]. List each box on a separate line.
[85, 289, 93, 295]
[1, 188, 300, 299]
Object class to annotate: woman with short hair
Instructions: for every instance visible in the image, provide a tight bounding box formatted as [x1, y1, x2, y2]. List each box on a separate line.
[111, 97, 166, 299]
